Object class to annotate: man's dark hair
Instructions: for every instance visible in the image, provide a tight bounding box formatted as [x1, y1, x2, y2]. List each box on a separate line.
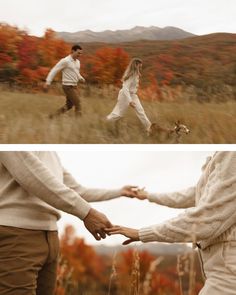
[71, 44, 82, 51]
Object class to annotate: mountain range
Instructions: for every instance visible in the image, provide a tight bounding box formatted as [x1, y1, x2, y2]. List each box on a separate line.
[56, 26, 196, 43]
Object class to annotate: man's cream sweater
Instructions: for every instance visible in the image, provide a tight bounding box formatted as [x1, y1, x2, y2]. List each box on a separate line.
[139, 152, 236, 249]
[46, 55, 84, 86]
[0, 152, 122, 231]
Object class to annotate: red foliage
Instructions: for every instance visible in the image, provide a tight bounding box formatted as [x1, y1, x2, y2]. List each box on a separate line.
[88, 47, 129, 85]
[60, 225, 105, 284]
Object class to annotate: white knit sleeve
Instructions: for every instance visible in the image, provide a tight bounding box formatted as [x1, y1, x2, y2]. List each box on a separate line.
[0, 152, 91, 220]
[63, 168, 122, 202]
[46, 58, 67, 85]
[139, 152, 236, 244]
[147, 186, 196, 209]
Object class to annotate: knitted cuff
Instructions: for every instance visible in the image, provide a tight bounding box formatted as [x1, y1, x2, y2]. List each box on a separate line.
[139, 227, 157, 243]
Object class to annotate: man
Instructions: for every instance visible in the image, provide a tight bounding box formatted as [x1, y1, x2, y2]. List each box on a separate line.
[0, 151, 138, 295]
[44, 44, 85, 118]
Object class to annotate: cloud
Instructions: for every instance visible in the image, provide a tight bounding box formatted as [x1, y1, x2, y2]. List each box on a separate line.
[0, 0, 235, 36]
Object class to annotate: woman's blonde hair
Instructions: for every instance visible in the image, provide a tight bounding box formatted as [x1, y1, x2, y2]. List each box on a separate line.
[122, 58, 142, 82]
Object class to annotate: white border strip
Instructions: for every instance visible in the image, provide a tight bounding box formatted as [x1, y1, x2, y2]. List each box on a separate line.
[0, 144, 234, 152]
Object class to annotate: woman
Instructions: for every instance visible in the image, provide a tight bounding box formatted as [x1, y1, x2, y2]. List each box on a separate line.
[106, 152, 236, 295]
[106, 58, 152, 133]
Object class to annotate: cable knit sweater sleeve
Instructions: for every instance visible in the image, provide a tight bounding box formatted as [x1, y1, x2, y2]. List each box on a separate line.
[63, 168, 123, 202]
[0, 152, 91, 220]
[46, 58, 67, 85]
[139, 152, 236, 244]
[147, 186, 196, 209]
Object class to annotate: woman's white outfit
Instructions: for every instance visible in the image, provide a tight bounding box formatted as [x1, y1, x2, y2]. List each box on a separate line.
[139, 152, 236, 295]
[106, 75, 151, 130]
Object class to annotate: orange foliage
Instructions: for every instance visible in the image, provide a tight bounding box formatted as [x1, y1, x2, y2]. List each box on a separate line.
[1, 23, 234, 102]
[55, 225, 203, 295]
[60, 225, 105, 284]
[0, 24, 70, 84]
[88, 47, 130, 85]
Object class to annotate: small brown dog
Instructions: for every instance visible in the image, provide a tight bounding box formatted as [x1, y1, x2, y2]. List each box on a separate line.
[148, 120, 190, 143]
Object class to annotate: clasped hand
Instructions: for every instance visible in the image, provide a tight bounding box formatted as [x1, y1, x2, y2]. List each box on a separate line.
[83, 186, 147, 242]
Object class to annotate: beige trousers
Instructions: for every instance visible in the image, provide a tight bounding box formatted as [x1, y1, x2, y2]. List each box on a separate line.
[107, 90, 151, 130]
[199, 241, 236, 295]
[0, 225, 59, 295]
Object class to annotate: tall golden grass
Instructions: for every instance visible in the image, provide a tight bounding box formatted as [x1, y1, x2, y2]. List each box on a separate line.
[0, 85, 235, 144]
[56, 247, 202, 295]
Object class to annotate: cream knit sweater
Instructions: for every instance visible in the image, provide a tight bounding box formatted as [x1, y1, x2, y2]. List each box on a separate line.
[121, 75, 140, 103]
[0, 152, 122, 231]
[139, 152, 236, 249]
[46, 55, 84, 86]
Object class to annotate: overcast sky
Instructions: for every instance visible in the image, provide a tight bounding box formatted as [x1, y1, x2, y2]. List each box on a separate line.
[0, 0, 235, 36]
[56, 150, 213, 245]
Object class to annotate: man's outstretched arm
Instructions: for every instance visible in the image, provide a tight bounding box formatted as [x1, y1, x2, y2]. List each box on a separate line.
[0, 152, 112, 240]
[63, 168, 139, 201]
[45, 58, 67, 86]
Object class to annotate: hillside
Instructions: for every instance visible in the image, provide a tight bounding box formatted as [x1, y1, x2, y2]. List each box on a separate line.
[1, 24, 235, 104]
[56, 25, 195, 43]
[81, 32, 236, 95]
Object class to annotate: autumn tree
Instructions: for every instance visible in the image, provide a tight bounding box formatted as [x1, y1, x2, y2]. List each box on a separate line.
[58, 225, 106, 294]
[0, 23, 22, 83]
[89, 47, 129, 85]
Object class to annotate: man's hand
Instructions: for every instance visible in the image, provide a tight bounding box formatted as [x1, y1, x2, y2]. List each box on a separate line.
[83, 208, 112, 241]
[105, 226, 139, 245]
[79, 77, 86, 83]
[121, 186, 148, 200]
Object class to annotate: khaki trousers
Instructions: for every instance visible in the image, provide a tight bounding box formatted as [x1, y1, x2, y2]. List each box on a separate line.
[51, 85, 81, 117]
[199, 241, 236, 295]
[0, 225, 59, 295]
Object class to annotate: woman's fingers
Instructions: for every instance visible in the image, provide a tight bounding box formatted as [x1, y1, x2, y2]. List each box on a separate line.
[122, 239, 135, 245]
[105, 226, 123, 235]
[105, 226, 140, 246]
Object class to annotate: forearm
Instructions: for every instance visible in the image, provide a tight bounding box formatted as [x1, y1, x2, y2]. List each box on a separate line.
[140, 179, 236, 243]
[0, 152, 91, 220]
[46, 60, 66, 85]
[46, 68, 60, 85]
[79, 187, 123, 202]
[147, 186, 196, 209]
[63, 168, 122, 202]
[140, 152, 236, 244]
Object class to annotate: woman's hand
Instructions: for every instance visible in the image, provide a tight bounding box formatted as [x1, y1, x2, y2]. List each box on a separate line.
[121, 186, 148, 200]
[105, 226, 140, 245]
[129, 101, 136, 108]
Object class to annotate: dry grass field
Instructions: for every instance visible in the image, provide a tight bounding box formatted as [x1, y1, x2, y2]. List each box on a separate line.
[0, 86, 235, 144]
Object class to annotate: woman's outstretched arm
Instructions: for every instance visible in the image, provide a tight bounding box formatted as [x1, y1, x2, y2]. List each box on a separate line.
[107, 152, 236, 245]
